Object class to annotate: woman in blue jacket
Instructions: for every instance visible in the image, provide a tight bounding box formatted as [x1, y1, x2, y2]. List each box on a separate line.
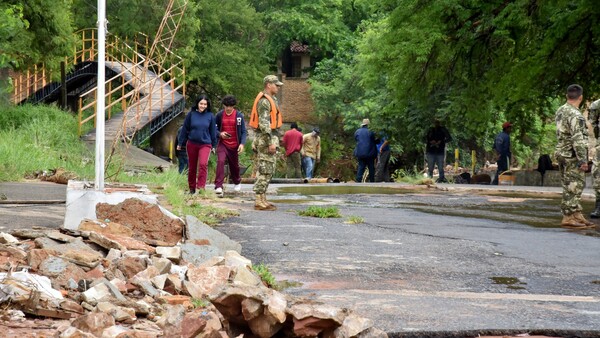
[177, 95, 217, 194]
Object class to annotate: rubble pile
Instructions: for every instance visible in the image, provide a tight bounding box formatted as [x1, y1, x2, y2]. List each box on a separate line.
[0, 198, 387, 337]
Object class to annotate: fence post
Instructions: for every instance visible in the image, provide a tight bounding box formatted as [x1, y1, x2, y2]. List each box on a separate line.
[454, 148, 459, 173]
[471, 150, 476, 175]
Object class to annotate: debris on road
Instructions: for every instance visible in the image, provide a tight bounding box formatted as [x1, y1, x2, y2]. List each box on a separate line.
[0, 197, 386, 337]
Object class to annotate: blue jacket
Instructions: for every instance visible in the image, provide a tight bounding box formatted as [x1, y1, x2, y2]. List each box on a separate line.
[215, 110, 247, 146]
[354, 126, 377, 159]
[178, 109, 217, 148]
[494, 131, 511, 158]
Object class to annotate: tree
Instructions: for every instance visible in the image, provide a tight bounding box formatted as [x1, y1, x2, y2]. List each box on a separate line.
[1, 0, 75, 72]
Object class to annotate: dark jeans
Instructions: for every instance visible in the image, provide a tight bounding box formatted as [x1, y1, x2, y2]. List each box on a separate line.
[215, 142, 241, 188]
[426, 152, 445, 180]
[375, 149, 391, 182]
[176, 150, 188, 174]
[286, 151, 302, 178]
[492, 155, 509, 185]
[356, 157, 375, 182]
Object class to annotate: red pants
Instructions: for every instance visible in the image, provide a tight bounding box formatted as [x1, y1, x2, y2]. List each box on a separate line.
[186, 141, 212, 190]
[215, 142, 241, 188]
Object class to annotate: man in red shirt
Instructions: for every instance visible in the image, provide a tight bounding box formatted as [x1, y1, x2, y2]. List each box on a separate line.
[282, 122, 303, 178]
[214, 95, 247, 196]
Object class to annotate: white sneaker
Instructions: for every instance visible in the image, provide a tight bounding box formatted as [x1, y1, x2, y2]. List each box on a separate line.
[215, 187, 223, 195]
[234, 184, 242, 192]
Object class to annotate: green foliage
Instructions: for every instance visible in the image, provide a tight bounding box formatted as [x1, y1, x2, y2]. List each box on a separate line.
[252, 263, 276, 288]
[191, 298, 210, 308]
[345, 215, 364, 224]
[0, 104, 94, 182]
[298, 206, 341, 218]
[1, 0, 75, 73]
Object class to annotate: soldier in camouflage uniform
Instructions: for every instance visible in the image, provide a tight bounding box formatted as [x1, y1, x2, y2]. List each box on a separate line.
[250, 75, 283, 210]
[554, 84, 595, 229]
[588, 99, 600, 218]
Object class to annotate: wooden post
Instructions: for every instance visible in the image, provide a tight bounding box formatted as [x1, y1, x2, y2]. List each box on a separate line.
[454, 148, 459, 173]
[471, 150, 476, 175]
[78, 97, 83, 136]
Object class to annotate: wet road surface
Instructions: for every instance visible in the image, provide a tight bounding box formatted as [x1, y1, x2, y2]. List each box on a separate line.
[216, 183, 600, 335]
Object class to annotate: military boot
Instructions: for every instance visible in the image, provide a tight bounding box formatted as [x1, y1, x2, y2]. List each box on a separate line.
[560, 214, 589, 229]
[262, 194, 276, 209]
[254, 194, 276, 211]
[573, 211, 596, 228]
[590, 199, 600, 219]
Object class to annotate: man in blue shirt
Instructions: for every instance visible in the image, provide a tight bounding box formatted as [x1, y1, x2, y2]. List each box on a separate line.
[354, 118, 377, 182]
[492, 122, 513, 185]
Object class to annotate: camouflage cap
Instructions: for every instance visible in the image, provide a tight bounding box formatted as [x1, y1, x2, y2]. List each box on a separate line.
[264, 75, 283, 86]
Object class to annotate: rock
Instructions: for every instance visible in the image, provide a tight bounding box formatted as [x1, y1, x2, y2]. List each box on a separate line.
[101, 325, 128, 337]
[95, 302, 137, 323]
[198, 255, 225, 268]
[90, 232, 155, 253]
[132, 279, 160, 297]
[60, 299, 85, 315]
[185, 215, 242, 253]
[10, 229, 50, 240]
[123, 250, 151, 259]
[241, 297, 263, 321]
[39, 256, 87, 289]
[163, 273, 183, 294]
[0, 232, 19, 244]
[264, 290, 288, 323]
[156, 304, 186, 337]
[158, 295, 191, 306]
[224, 250, 252, 268]
[181, 309, 208, 338]
[61, 249, 102, 268]
[151, 257, 172, 275]
[82, 279, 127, 303]
[0, 244, 27, 261]
[288, 302, 348, 325]
[71, 312, 115, 337]
[85, 266, 105, 279]
[106, 248, 122, 261]
[151, 274, 168, 290]
[116, 330, 160, 338]
[232, 266, 263, 287]
[60, 326, 96, 338]
[155, 246, 181, 262]
[356, 327, 388, 338]
[78, 219, 134, 237]
[185, 266, 231, 298]
[116, 256, 147, 279]
[27, 248, 59, 270]
[333, 313, 374, 338]
[133, 266, 160, 281]
[46, 231, 77, 243]
[293, 316, 339, 337]
[248, 312, 284, 338]
[34, 237, 102, 262]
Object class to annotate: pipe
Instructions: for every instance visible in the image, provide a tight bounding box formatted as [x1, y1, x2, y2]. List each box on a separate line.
[239, 177, 341, 184]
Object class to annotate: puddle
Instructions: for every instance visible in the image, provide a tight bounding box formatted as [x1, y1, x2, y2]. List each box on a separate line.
[490, 276, 527, 290]
[278, 185, 426, 195]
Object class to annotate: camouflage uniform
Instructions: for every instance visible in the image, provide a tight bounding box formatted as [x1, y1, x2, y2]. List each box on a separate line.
[589, 100, 600, 193]
[252, 94, 280, 195]
[555, 102, 589, 216]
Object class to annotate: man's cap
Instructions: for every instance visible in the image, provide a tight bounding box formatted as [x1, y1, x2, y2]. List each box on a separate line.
[502, 122, 513, 129]
[290, 122, 298, 129]
[312, 127, 320, 134]
[361, 118, 370, 126]
[264, 75, 283, 86]
[591, 99, 600, 111]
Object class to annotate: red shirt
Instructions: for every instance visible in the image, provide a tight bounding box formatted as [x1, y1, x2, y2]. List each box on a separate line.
[221, 111, 238, 149]
[282, 128, 303, 156]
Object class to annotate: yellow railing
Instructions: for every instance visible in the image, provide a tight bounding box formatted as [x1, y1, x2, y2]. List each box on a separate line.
[9, 28, 185, 139]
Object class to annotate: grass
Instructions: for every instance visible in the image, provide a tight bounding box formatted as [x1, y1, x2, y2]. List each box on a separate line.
[1, 103, 237, 225]
[345, 215, 364, 224]
[191, 298, 210, 308]
[298, 206, 342, 218]
[252, 263, 276, 288]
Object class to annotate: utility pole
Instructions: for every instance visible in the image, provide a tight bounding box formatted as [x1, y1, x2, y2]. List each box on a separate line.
[95, 0, 106, 190]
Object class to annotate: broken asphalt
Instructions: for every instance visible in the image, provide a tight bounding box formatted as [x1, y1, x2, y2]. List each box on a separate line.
[2, 180, 600, 337]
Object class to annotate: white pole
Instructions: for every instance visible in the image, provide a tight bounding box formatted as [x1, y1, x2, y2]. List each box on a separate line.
[95, 0, 106, 190]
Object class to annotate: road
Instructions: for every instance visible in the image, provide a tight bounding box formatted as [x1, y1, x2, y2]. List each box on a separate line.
[3, 181, 600, 336]
[214, 183, 600, 336]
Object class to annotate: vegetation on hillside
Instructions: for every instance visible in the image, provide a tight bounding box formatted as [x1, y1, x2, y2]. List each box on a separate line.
[4, 0, 600, 175]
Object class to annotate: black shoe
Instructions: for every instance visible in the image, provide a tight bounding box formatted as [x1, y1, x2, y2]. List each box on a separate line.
[188, 189, 196, 195]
